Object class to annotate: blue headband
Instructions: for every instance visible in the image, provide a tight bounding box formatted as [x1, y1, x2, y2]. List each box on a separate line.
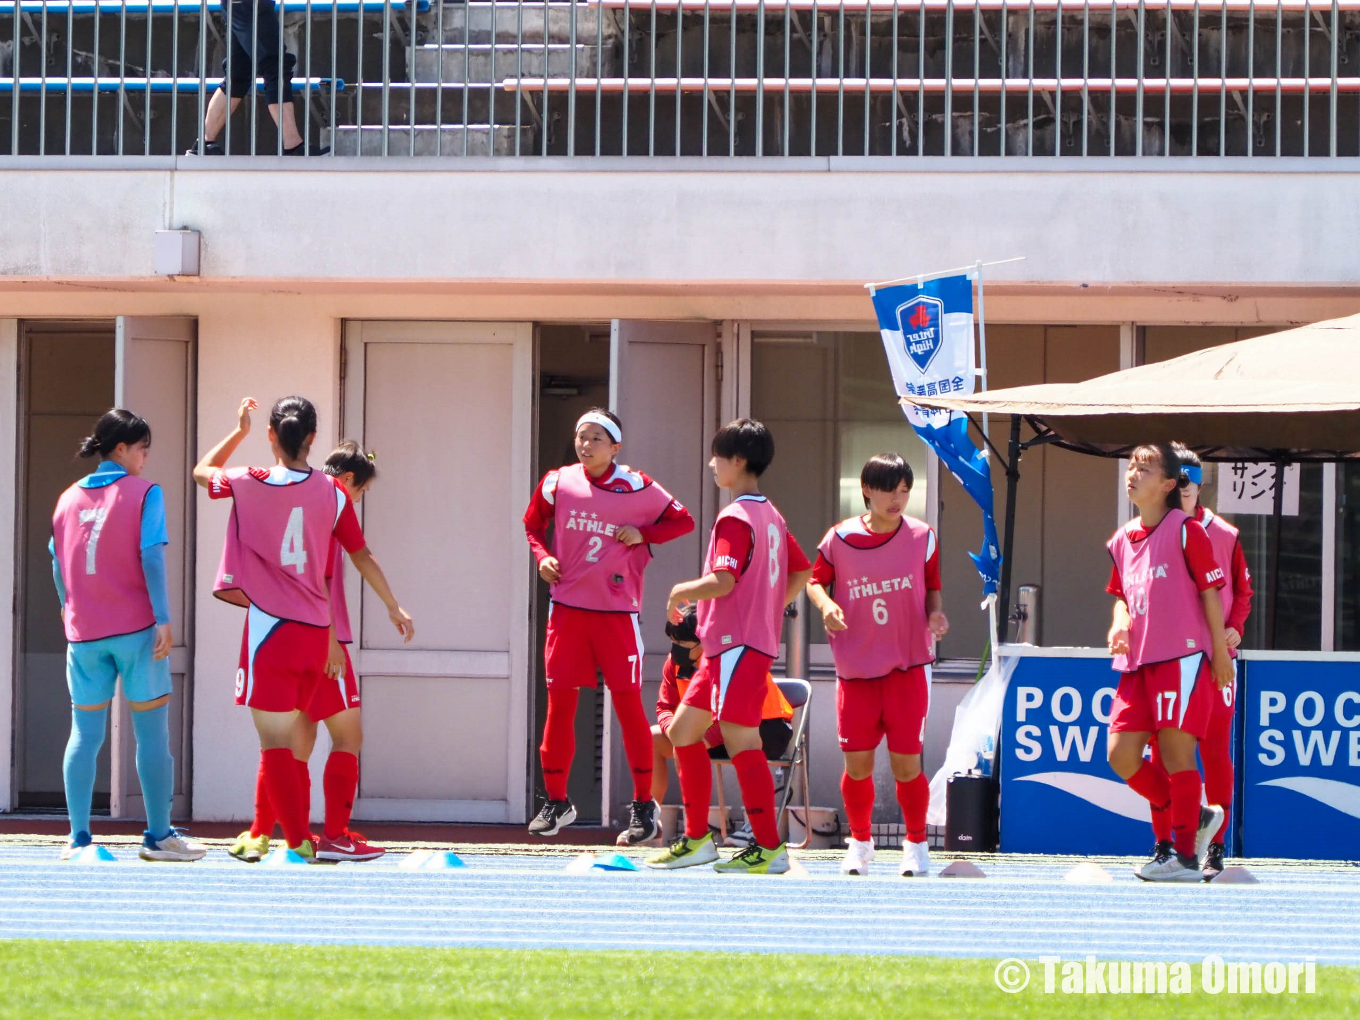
[1183, 464, 1202, 486]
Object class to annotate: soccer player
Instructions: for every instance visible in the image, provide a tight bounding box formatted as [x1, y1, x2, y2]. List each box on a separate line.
[646, 418, 813, 874]
[51, 410, 206, 862]
[640, 605, 793, 845]
[229, 440, 414, 863]
[1145, 444, 1252, 880]
[523, 408, 695, 844]
[195, 396, 373, 863]
[806, 453, 948, 877]
[1105, 443, 1235, 882]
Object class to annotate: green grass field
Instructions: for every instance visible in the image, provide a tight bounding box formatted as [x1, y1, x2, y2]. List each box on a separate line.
[0, 941, 1355, 1019]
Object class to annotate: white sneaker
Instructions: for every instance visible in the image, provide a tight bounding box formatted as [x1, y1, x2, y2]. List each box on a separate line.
[900, 840, 931, 877]
[840, 837, 876, 876]
[723, 821, 754, 848]
[139, 827, 208, 862]
[1195, 805, 1225, 862]
[1136, 849, 1202, 882]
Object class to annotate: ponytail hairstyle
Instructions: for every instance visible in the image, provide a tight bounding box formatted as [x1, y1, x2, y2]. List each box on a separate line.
[1131, 442, 1185, 511]
[78, 409, 151, 459]
[269, 396, 318, 462]
[323, 439, 377, 488]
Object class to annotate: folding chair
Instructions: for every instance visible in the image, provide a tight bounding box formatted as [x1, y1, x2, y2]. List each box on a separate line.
[712, 677, 813, 849]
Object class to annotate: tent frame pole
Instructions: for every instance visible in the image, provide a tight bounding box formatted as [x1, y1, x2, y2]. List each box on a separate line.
[1267, 457, 1286, 650]
[998, 415, 1023, 634]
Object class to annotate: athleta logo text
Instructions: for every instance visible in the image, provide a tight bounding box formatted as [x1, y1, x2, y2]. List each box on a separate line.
[564, 514, 620, 537]
[845, 575, 915, 601]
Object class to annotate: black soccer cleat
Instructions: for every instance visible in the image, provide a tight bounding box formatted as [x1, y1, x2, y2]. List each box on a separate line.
[1202, 842, 1226, 881]
[528, 798, 577, 837]
[184, 139, 225, 156]
[625, 799, 661, 844]
[1152, 838, 1174, 860]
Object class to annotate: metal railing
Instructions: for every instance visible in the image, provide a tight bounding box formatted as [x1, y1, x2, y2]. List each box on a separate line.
[3, 0, 1359, 156]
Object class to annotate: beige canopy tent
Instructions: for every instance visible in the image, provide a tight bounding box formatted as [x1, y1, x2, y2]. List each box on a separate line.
[904, 313, 1360, 646]
[906, 313, 1360, 461]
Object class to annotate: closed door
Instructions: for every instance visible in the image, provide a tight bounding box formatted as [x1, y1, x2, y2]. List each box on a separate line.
[343, 321, 533, 823]
[110, 316, 196, 820]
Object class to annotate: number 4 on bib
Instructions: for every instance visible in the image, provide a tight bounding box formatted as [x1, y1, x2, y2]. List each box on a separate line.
[281, 507, 308, 573]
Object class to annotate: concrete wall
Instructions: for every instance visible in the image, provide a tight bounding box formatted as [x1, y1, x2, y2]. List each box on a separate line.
[2, 158, 1360, 295]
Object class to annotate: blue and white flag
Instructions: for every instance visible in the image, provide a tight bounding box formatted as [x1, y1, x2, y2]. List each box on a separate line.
[871, 273, 1001, 594]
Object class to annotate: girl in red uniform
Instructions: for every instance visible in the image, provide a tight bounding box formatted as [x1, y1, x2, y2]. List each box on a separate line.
[229, 440, 414, 863]
[647, 419, 813, 875]
[195, 397, 390, 862]
[523, 408, 694, 843]
[1145, 445, 1251, 880]
[1105, 443, 1235, 882]
[807, 454, 948, 877]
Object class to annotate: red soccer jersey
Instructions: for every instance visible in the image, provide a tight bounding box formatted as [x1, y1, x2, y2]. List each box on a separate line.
[522, 462, 693, 564]
[709, 516, 811, 578]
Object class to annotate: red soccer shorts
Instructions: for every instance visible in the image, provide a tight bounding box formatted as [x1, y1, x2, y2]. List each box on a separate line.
[305, 644, 360, 722]
[1211, 658, 1239, 720]
[1109, 652, 1216, 740]
[680, 646, 775, 728]
[836, 665, 932, 754]
[234, 609, 328, 714]
[544, 602, 644, 692]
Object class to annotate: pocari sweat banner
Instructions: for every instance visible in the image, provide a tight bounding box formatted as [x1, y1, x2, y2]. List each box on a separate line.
[1241, 657, 1360, 860]
[870, 272, 1001, 594]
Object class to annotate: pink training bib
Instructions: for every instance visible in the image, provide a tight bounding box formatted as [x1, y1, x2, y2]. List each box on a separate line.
[1199, 508, 1241, 655]
[1107, 508, 1212, 672]
[549, 463, 675, 614]
[52, 474, 156, 642]
[214, 468, 337, 627]
[818, 515, 937, 680]
[697, 496, 788, 659]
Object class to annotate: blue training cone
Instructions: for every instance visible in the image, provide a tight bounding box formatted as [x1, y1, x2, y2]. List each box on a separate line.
[73, 845, 116, 864]
[590, 852, 640, 872]
[260, 848, 309, 867]
[399, 850, 434, 870]
[419, 851, 467, 871]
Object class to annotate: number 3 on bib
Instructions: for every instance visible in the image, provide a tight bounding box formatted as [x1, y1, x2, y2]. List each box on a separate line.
[766, 523, 782, 588]
[281, 507, 308, 573]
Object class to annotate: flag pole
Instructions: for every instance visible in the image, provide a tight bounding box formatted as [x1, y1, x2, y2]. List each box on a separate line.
[865, 255, 1026, 292]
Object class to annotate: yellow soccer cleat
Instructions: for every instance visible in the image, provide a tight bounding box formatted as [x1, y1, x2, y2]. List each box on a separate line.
[644, 832, 719, 870]
[228, 830, 270, 863]
[713, 841, 790, 875]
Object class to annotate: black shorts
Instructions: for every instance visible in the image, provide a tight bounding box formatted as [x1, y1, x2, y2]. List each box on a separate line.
[708, 718, 794, 762]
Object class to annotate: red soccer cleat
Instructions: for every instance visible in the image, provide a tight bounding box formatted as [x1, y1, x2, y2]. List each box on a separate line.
[315, 830, 387, 862]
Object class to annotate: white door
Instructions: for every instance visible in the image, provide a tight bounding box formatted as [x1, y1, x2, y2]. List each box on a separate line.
[342, 321, 533, 823]
[601, 320, 718, 824]
[111, 316, 196, 820]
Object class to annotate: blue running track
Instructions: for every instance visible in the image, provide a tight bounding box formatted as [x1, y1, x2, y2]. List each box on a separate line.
[0, 844, 1357, 962]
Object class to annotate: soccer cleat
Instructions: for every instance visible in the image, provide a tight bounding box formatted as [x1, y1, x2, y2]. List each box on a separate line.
[1195, 805, 1225, 863]
[723, 821, 754, 849]
[625, 799, 662, 845]
[139, 828, 208, 862]
[60, 831, 93, 861]
[900, 840, 931, 877]
[528, 798, 577, 837]
[1151, 838, 1174, 861]
[645, 832, 719, 870]
[1135, 848, 1202, 882]
[184, 139, 225, 156]
[228, 831, 271, 863]
[1202, 842, 1226, 882]
[840, 837, 876, 876]
[316, 830, 387, 862]
[291, 838, 320, 864]
[714, 841, 790, 875]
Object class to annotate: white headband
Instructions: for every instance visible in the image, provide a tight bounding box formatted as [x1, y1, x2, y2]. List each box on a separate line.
[575, 412, 622, 444]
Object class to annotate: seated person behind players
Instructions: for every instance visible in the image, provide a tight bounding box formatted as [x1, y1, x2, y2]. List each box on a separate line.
[645, 607, 793, 842]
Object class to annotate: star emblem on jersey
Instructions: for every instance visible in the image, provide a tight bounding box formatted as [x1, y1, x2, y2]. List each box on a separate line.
[896, 295, 946, 373]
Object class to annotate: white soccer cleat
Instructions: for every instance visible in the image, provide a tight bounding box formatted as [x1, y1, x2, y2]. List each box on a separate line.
[139, 827, 208, 862]
[1136, 849, 1202, 882]
[840, 838, 876, 876]
[900, 840, 931, 877]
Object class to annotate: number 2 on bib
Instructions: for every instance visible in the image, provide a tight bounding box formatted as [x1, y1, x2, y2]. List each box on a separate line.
[281, 507, 308, 573]
[586, 535, 604, 563]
